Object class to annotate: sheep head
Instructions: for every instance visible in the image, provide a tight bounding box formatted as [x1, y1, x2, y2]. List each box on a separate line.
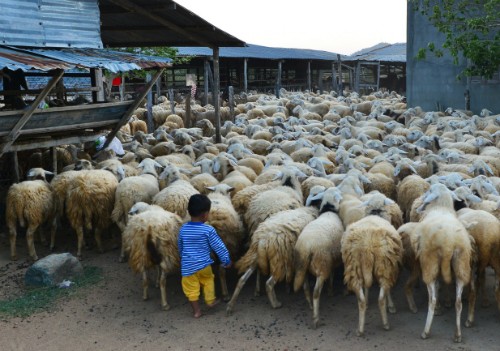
[26, 168, 54, 182]
[416, 183, 459, 214]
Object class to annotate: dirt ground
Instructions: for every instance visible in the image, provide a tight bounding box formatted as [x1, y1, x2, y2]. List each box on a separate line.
[1, 229, 499, 351]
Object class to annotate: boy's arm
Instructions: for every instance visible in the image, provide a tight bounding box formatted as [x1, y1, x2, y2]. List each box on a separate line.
[177, 231, 183, 256]
[208, 228, 231, 267]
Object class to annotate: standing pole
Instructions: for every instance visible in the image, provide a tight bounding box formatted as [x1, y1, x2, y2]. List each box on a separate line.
[243, 58, 248, 93]
[204, 59, 210, 106]
[332, 61, 337, 92]
[146, 73, 154, 132]
[228, 86, 234, 121]
[337, 54, 343, 96]
[213, 47, 221, 143]
[307, 61, 312, 92]
[276, 60, 282, 98]
[119, 73, 125, 101]
[168, 88, 175, 115]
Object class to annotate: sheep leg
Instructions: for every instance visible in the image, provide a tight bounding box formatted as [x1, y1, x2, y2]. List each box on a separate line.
[119, 233, 127, 263]
[49, 217, 57, 252]
[254, 270, 261, 297]
[76, 226, 84, 259]
[454, 280, 465, 343]
[355, 286, 367, 337]
[378, 287, 390, 331]
[8, 225, 18, 261]
[142, 271, 149, 301]
[312, 276, 325, 329]
[226, 266, 256, 316]
[26, 224, 39, 261]
[465, 272, 477, 328]
[159, 270, 170, 311]
[387, 290, 397, 314]
[495, 274, 500, 312]
[327, 273, 334, 297]
[405, 266, 420, 313]
[155, 267, 161, 288]
[434, 280, 443, 316]
[265, 276, 282, 309]
[421, 281, 437, 339]
[303, 278, 313, 310]
[444, 283, 452, 308]
[478, 267, 489, 307]
[218, 265, 229, 302]
[94, 228, 104, 253]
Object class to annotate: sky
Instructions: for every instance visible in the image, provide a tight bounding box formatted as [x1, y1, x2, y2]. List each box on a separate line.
[174, 0, 407, 55]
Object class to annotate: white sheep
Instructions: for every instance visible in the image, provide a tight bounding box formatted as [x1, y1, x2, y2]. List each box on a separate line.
[412, 183, 474, 342]
[152, 164, 199, 219]
[65, 169, 119, 259]
[205, 184, 246, 300]
[226, 206, 318, 315]
[341, 214, 403, 336]
[293, 187, 344, 328]
[6, 168, 56, 261]
[122, 203, 183, 310]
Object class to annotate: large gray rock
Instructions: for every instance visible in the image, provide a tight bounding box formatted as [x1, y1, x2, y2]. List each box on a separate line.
[25, 253, 83, 287]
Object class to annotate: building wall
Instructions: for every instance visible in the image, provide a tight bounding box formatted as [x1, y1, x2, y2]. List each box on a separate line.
[407, 2, 499, 113]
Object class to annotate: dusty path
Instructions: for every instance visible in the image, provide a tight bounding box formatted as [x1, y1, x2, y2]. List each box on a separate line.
[0, 231, 499, 351]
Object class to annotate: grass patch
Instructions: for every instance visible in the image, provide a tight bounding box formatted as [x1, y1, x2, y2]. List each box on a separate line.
[0, 266, 103, 318]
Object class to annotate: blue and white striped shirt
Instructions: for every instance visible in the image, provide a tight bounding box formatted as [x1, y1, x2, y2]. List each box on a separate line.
[178, 222, 231, 276]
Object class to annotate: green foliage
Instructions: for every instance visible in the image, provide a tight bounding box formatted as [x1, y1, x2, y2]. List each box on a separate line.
[0, 266, 103, 318]
[118, 46, 193, 79]
[411, 0, 500, 79]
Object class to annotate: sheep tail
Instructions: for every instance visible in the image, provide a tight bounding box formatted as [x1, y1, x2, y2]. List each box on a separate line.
[441, 253, 453, 285]
[235, 240, 258, 275]
[293, 249, 311, 292]
[147, 233, 163, 266]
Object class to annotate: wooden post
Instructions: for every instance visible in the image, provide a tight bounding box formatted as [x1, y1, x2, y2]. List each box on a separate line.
[307, 61, 312, 92]
[12, 151, 20, 183]
[318, 70, 323, 94]
[332, 61, 337, 92]
[204, 59, 210, 106]
[146, 73, 154, 133]
[90, 68, 97, 103]
[243, 58, 248, 93]
[155, 78, 161, 104]
[100, 69, 164, 151]
[51, 146, 58, 175]
[337, 54, 343, 96]
[276, 60, 282, 98]
[0, 69, 64, 158]
[168, 88, 175, 115]
[228, 86, 234, 120]
[213, 47, 221, 143]
[119, 73, 125, 101]
[355, 62, 361, 93]
[185, 94, 192, 128]
[95, 68, 105, 102]
[376, 62, 381, 92]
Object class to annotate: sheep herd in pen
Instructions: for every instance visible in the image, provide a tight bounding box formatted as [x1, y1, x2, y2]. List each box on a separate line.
[5, 87, 500, 343]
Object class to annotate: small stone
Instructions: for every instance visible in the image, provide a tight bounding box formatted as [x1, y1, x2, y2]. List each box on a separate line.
[24, 253, 83, 287]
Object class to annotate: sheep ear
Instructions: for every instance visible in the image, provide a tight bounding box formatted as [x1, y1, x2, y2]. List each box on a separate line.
[27, 169, 36, 178]
[358, 201, 369, 208]
[384, 198, 395, 205]
[206, 186, 216, 192]
[485, 164, 494, 175]
[179, 168, 191, 175]
[117, 166, 126, 181]
[393, 166, 401, 176]
[354, 185, 364, 196]
[466, 194, 482, 203]
[409, 164, 418, 174]
[422, 192, 439, 205]
[193, 161, 201, 167]
[462, 221, 478, 230]
[137, 160, 145, 169]
[416, 203, 427, 214]
[359, 174, 371, 184]
[213, 160, 221, 173]
[153, 161, 164, 170]
[272, 171, 283, 181]
[305, 191, 324, 206]
[44, 171, 55, 182]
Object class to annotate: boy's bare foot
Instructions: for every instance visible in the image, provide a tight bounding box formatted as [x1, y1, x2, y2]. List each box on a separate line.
[206, 299, 220, 308]
[193, 311, 202, 318]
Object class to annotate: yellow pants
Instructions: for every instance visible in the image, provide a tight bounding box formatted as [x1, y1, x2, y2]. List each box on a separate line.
[181, 265, 216, 304]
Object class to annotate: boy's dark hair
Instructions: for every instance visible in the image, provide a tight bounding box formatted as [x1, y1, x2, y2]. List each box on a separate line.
[188, 194, 211, 217]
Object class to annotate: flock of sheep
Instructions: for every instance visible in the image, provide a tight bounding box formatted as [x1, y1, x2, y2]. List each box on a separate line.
[5, 87, 500, 343]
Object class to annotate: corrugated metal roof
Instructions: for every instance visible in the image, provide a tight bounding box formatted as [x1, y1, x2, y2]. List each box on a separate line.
[100, 0, 245, 48]
[0, 46, 172, 73]
[175, 44, 348, 61]
[349, 42, 406, 63]
[0, 0, 102, 48]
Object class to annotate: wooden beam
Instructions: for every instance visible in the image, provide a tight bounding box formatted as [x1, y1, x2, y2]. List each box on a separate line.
[337, 54, 343, 96]
[307, 61, 311, 92]
[146, 73, 154, 133]
[10, 133, 103, 152]
[12, 151, 20, 183]
[101, 68, 164, 151]
[105, 0, 214, 48]
[276, 61, 282, 98]
[243, 58, 248, 93]
[0, 69, 64, 158]
[213, 47, 221, 143]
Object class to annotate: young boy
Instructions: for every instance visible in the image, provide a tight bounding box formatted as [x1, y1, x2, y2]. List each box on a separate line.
[178, 194, 231, 318]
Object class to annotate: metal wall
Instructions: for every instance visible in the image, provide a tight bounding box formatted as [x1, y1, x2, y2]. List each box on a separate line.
[406, 2, 500, 114]
[0, 0, 102, 48]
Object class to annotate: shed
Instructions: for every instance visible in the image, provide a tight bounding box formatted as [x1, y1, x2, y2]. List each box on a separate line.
[348, 42, 406, 94]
